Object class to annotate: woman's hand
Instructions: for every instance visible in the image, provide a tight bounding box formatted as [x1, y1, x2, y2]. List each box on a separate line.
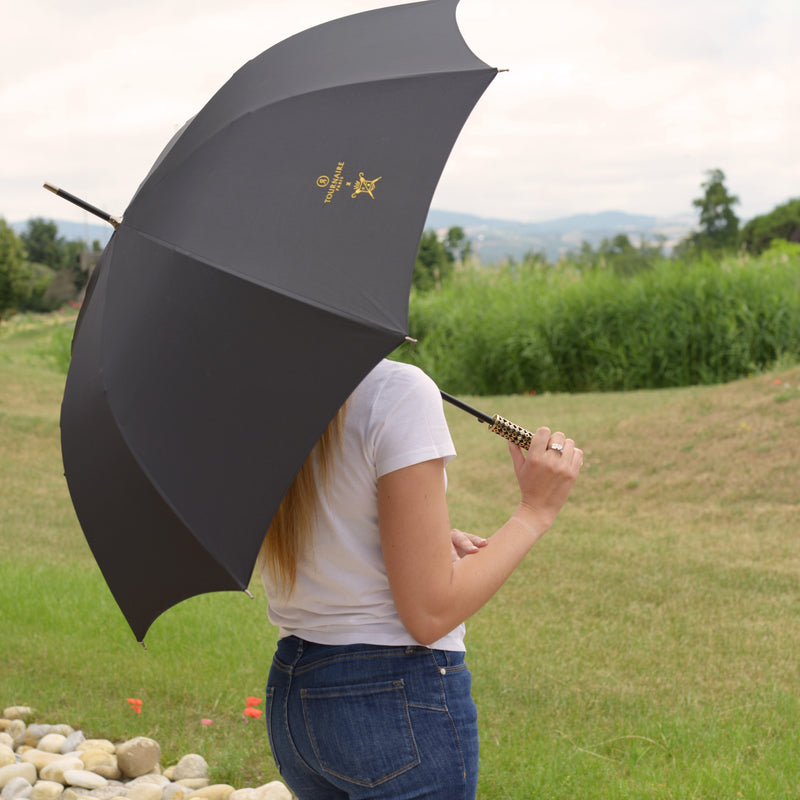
[508, 427, 583, 535]
[450, 529, 487, 562]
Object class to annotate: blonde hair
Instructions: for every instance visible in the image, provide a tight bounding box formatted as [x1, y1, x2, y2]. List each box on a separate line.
[258, 405, 346, 595]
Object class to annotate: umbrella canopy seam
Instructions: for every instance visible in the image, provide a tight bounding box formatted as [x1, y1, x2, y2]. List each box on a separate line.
[119, 223, 412, 338]
[131, 66, 497, 209]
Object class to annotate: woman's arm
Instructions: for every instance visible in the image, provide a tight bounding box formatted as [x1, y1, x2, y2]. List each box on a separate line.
[378, 427, 582, 645]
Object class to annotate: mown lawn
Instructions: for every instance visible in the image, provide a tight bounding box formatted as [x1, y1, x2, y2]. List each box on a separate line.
[1, 311, 798, 798]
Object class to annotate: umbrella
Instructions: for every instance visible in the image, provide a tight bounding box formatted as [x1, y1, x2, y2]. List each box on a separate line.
[58, 0, 499, 642]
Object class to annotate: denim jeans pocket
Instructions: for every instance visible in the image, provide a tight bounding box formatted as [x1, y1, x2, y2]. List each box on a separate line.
[301, 679, 420, 787]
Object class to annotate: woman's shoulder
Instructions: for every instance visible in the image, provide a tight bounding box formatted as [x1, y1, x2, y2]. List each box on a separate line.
[357, 359, 439, 402]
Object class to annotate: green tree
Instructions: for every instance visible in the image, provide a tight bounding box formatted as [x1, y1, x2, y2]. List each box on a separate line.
[19, 218, 89, 299]
[598, 233, 663, 276]
[0, 219, 27, 318]
[567, 235, 662, 275]
[683, 169, 740, 254]
[444, 226, 472, 264]
[20, 218, 64, 269]
[740, 197, 800, 255]
[413, 228, 463, 291]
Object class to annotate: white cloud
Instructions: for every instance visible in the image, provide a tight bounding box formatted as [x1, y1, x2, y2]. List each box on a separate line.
[2, 0, 798, 226]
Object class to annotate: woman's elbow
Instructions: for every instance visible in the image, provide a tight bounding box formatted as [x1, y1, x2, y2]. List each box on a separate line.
[399, 611, 452, 647]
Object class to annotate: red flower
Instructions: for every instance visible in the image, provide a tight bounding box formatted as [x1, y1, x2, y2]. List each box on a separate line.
[245, 696, 262, 707]
[243, 707, 263, 720]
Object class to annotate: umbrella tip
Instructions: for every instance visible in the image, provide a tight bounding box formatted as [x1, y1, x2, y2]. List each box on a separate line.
[44, 182, 59, 194]
[244, 589, 255, 599]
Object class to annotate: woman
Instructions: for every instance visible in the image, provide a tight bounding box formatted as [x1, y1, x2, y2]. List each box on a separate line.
[260, 358, 582, 799]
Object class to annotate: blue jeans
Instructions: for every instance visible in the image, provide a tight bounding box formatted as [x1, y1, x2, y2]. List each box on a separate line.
[265, 637, 479, 799]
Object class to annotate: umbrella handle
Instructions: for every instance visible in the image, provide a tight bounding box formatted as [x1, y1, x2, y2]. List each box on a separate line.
[487, 414, 533, 450]
[440, 391, 533, 449]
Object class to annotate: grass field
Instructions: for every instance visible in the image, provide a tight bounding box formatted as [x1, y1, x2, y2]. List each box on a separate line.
[1, 311, 798, 799]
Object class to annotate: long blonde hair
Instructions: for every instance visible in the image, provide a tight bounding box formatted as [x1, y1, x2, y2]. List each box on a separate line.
[258, 405, 346, 595]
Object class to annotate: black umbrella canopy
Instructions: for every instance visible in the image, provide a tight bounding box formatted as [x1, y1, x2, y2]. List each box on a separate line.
[61, 0, 497, 641]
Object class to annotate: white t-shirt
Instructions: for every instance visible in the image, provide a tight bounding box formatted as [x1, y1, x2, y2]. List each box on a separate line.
[261, 359, 465, 651]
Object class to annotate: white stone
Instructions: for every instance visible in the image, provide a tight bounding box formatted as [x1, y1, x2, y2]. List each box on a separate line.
[87, 786, 127, 800]
[77, 741, 114, 755]
[174, 782, 207, 791]
[252, 784, 291, 800]
[40, 756, 85, 784]
[127, 776, 168, 788]
[62, 789, 93, 800]
[0, 764, 37, 792]
[124, 784, 161, 800]
[88, 763, 121, 782]
[1, 709, 32, 722]
[37, 736, 67, 755]
[23, 727, 51, 748]
[61, 733, 86, 754]
[161, 785, 184, 800]
[228, 791, 253, 800]
[89, 781, 128, 800]
[116, 740, 160, 780]
[80, 749, 119, 777]
[0, 748, 14, 770]
[63, 770, 108, 791]
[5, 723, 25, 749]
[0, 736, 12, 751]
[20, 750, 61, 772]
[30, 782, 64, 800]
[170, 756, 207, 783]
[184, 785, 233, 800]
[1, 777, 32, 800]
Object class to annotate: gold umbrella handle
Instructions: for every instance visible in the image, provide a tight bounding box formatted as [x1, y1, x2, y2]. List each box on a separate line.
[488, 414, 533, 449]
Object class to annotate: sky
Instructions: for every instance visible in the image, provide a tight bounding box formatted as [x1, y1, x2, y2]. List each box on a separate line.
[2, 0, 798, 229]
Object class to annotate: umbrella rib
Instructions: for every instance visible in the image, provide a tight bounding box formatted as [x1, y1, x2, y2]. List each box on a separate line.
[125, 225, 410, 338]
[133, 66, 497, 197]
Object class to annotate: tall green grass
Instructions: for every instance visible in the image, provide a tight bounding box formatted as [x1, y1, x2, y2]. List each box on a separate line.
[400, 243, 800, 395]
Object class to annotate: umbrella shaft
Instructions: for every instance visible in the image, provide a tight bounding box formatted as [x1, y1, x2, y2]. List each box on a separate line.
[440, 391, 494, 424]
[441, 391, 533, 449]
[43, 183, 121, 228]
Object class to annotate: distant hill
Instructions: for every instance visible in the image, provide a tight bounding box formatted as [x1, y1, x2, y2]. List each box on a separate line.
[425, 209, 695, 263]
[11, 209, 695, 265]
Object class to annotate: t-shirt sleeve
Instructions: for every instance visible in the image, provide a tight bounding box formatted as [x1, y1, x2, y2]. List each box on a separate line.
[369, 364, 457, 478]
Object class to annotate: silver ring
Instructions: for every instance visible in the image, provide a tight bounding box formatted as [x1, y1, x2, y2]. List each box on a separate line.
[548, 442, 564, 453]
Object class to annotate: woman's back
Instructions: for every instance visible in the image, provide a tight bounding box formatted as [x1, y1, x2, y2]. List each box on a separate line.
[261, 359, 462, 648]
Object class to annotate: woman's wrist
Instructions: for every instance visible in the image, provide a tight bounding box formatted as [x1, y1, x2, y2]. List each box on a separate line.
[509, 503, 550, 540]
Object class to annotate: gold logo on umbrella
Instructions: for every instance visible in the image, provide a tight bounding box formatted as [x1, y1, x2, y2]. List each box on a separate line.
[351, 172, 382, 199]
[317, 163, 382, 204]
